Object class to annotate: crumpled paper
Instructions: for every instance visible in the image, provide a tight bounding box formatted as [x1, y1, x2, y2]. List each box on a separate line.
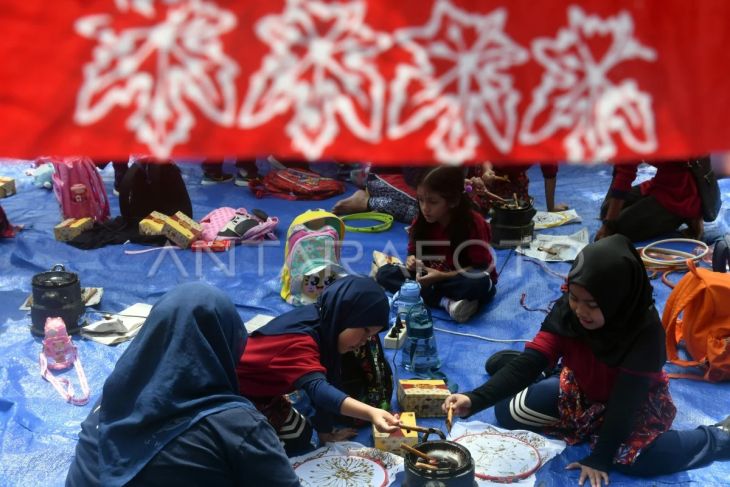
[532, 209, 582, 230]
[517, 228, 590, 262]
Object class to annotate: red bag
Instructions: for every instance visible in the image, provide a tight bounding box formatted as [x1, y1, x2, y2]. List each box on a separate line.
[250, 168, 345, 201]
[0, 204, 15, 238]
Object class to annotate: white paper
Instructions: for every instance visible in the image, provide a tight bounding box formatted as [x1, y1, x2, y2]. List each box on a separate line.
[516, 228, 590, 262]
[81, 302, 152, 345]
[532, 209, 581, 230]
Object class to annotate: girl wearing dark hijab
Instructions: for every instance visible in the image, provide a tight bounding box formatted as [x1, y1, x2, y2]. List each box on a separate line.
[66, 283, 299, 487]
[443, 235, 730, 487]
[237, 275, 400, 451]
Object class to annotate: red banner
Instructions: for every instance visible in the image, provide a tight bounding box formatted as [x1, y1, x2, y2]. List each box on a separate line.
[1, 0, 729, 165]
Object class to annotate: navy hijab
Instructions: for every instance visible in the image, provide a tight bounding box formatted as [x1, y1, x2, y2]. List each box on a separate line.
[256, 275, 390, 386]
[541, 234, 666, 372]
[97, 282, 252, 486]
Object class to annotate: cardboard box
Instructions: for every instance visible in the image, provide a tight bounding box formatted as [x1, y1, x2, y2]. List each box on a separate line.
[139, 211, 171, 236]
[162, 212, 202, 248]
[171, 211, 202, 234]
[54, 217, 93, 241]
[397, 379, 450, 418]
[373, 411, 418, 455]
[0, 177, 16, 198]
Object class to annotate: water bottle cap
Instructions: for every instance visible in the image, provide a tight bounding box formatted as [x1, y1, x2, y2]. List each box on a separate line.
[399, 280, 421, 300]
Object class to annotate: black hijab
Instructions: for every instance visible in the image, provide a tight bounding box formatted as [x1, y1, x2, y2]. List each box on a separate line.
[541, 234, 666, 372]
[256, 275, 389, 386]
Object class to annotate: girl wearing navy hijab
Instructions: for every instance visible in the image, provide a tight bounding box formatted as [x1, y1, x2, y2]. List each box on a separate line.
[237, 275, 400, 451]
[66, 282, 299, 487]
[443, 235, 730, 487]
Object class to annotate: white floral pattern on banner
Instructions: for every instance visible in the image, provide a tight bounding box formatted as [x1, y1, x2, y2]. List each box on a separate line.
[387, 0, 528, 163]
[519, 6, 657, 162]
[238, 0, 391, 160]
[74, 0, 239, 158]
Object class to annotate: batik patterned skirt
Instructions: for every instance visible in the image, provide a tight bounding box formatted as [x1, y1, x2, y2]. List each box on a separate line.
[543, 367, 677, 465]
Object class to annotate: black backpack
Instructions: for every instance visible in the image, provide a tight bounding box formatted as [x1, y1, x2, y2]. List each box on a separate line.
[713, 235, 730, 273]
[119, 162, 192, 223]
[688, 156, 722, 222]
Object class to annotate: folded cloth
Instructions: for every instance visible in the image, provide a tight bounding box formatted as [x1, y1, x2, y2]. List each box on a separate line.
[67, 216, 167, 249]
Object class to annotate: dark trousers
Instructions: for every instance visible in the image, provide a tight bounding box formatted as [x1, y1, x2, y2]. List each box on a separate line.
[494, 376, 730, 477]
[375, 264, 495, 307]
[601, 186, 684, 242]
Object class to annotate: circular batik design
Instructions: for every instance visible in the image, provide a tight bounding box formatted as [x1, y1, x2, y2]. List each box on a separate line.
[295, 454, 388, 487]
[454, 432, 541, 482]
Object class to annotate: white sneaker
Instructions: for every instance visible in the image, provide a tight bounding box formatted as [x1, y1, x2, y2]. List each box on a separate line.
[448, 299, 479, 323]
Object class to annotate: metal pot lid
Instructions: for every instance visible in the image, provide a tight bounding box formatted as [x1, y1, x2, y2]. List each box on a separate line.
[32, 264, 78, 287]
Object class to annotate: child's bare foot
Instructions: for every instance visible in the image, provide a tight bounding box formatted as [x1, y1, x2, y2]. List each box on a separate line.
[332, 190, 368, 215]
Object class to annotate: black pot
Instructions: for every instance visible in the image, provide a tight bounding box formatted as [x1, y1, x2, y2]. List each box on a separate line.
[403, 436, 476, 487]
[30, 264, 84, 336]
[490, 199, 537, 227]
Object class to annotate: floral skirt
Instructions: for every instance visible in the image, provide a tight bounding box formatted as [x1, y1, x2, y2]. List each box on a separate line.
[543, 367, 676, 465]
[366, 173, 418, 223]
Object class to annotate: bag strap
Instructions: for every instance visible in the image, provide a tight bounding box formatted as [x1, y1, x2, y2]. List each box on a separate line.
[667, 372, 709, 381]
[257, 173, 299, 200]
[118, 162, 143, 220]
[663, 259, 707, 367]
[713, 236, 730, 273]
[39, 346, 90, 406]
[51, 159, 71, 210]
[81, 159, 110, 221]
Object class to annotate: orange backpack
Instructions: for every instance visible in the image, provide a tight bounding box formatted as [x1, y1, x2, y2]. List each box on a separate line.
[662, 259, 730, 382]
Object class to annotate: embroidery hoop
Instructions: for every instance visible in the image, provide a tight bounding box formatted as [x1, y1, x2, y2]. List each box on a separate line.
[639, 238, 709, 268]
[454, 432, 542, 482]
[341, 212, 393, 233]
[294, 454, 388, 487]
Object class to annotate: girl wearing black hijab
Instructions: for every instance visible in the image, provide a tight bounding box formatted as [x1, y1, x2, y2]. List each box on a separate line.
[237, 275, 400, 452]
[66, 283, 299, 487]
[443, 235, 730, 487]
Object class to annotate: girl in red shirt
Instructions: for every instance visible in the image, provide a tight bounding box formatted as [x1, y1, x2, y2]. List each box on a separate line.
[376, 166, 497, 323]
[237, 276, 399, 453]
[443, 235, 730, 486]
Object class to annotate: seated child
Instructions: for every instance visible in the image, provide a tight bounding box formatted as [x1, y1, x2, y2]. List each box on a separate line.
[66, 283, 299, 487]
[236, 276, 399, 452]
[377, 166, 497, 323]
[443, 235, 730, 486]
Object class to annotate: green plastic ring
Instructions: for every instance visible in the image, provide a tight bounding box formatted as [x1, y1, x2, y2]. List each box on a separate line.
[340, 212, 394, 233]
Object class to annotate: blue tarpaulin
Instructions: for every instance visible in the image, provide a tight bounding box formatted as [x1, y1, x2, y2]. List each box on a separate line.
[1, 161, 729, 486]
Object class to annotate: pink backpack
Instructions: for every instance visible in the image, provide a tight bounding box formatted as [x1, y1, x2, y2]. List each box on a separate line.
[49, 156, 110, 222]
[39, 317, 90, 406]
[199, 207, 278, 242]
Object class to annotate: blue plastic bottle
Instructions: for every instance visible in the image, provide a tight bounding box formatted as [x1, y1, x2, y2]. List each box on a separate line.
[392, 280, 441, 372]
[390, 280, 422, 326]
